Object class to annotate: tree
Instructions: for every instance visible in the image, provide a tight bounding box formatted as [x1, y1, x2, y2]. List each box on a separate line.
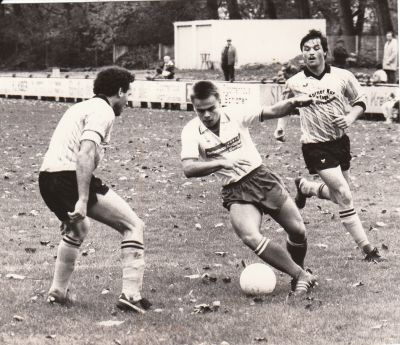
[294, 0, 311, 18]
[226, 0, 242, 19]
[374, 0, 394, 34]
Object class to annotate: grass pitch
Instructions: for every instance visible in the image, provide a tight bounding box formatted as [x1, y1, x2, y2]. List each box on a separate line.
[0, 99, 399, 345]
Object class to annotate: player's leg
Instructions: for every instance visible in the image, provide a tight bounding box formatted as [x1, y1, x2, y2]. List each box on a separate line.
[229, 203, 315, 294]
[48, 218, 89, 303]
[317, 166, 382, 260]
[294, 176, 334, 209]
[87, 188, 151, 312]
[269, 197, 308, 269]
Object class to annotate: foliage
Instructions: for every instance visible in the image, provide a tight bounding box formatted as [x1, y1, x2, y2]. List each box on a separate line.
[0, 0, 397, 70]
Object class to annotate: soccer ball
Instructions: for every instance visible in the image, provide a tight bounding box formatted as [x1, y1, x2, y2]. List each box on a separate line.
[239, 263, 276, 295]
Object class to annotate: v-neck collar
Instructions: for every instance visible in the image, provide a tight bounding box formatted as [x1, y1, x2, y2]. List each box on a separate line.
[199, 111, 230, 135]
[303, 64, 331, 80]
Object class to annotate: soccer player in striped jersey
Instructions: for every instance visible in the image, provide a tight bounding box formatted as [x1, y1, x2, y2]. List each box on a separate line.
[181, 80, 318, 297]
[274, 30, 384, 262]
[39, 67, 151, 312]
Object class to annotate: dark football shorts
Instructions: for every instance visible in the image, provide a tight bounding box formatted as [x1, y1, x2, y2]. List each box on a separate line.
[39, 171, 109, 221]
[221, 165, 289, 216]
[302, 134, 351, 175]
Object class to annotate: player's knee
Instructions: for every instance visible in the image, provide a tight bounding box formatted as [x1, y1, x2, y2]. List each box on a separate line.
[288, 220, 306, 241]
[69, 221, 89, 242]
[333, 185, 353, 206]
[121, 218, 145, 238]
[239, 233, 260, 249]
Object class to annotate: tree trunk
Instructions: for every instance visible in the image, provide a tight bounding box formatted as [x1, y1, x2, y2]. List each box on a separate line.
[337, 0, 355, 52]
[263, 0, 277, 19]
[355, 0, 366, 35]
[374, 0, 394, 35]
[226, 0, 241, 19]
[294, 0, 311, 18]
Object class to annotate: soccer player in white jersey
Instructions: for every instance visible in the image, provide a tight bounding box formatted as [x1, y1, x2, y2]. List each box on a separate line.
[39, 67, 151, 313]
[274, 30, 384, 262]
[181, 80, 318, 296]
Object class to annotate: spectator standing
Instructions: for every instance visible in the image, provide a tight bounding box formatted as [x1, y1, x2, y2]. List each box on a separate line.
[221, 39, 237, 82]
[383, 31, 398, 84]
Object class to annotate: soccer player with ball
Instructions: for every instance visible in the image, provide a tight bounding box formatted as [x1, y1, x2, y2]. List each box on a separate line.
[181, 80, 317, 296]
[274, 30, 384, 262]
[39, 67, 151, 313]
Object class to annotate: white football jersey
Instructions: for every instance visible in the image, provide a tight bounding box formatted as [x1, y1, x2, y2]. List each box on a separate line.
[284, 65, 366, 143]
[181, 105, 264, 186]
[40, 97, 115, 172]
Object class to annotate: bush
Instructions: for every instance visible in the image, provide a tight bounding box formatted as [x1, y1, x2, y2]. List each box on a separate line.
[116, 45, 159, 69]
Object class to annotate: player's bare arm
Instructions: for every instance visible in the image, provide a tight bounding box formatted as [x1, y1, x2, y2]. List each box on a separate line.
[182, 158, 251, 178]
[260, 95, 313, 121]
[332, 104, 365, 129]
[68, 139, 97, 222]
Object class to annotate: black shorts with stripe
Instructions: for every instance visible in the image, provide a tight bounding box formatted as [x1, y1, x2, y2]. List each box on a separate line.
[302, 134, 351, 175]
[221, 165, 289, 216]
[39, 171, 109, 221]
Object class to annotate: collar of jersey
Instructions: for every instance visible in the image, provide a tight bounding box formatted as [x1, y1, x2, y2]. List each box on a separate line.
[303, 64, 331, 80]
[198, 111, 230, 134]
[93, 94, 111, 105]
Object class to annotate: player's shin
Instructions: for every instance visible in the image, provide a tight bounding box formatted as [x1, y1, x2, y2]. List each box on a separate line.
[50, 235, 81, 296]
[254, 237, 302, 278]
[301, 179, 331, 200]
[286, 236, 308, 269]
[121, 240, 145, 301]
[339, 208, 370, 251]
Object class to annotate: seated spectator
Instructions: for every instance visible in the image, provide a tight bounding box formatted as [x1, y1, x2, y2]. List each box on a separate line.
[382, 90, 400, 123]
[392, 101, 400, 123]
[146, 55, 175, 80]
[371, 64, 388, 84]
[346, 52, 357, 67]
[333, 40, 349, 68]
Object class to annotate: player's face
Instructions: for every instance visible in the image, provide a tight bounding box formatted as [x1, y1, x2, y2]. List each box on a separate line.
[302, 38, 326, 69]
[386, 32, 393, 41]
[193, 95, 221, 129]
[113, 86, 132, 117]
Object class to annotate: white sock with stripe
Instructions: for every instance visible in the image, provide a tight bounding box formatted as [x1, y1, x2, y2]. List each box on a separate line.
[121, 240, 145, 301]
[253, 237, 302, 278]
[339, 208, 369, 248]
[50, 235, 81, 296]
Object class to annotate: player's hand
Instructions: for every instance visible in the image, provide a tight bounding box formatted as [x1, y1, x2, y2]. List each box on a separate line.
[220, 158, 251, 174]
[68, 199, 88, 223]
[332, 115, 354, 129]
[274, 128, 286, 142]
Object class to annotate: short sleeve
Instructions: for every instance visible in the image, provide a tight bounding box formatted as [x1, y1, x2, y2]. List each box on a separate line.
[226, 105, 263, 127]
[81, 108, 114, 144]
[181, 123, 200, 160]
[344, 71, 367, 108]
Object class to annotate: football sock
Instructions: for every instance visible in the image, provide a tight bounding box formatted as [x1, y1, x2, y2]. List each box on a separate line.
[286, 236, 308, 269]
[300, 179, 331, 201]
[50, 235, 81, 296]
[254, 237, 302, 278]
[339, 208, 370, 249]
[121, 240, 145, 301]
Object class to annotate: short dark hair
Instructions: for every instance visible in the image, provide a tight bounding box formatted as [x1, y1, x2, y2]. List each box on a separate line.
[190, 80, 220, 102]
[93, 66, 135, 97]
[300, 29, 328, 52]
